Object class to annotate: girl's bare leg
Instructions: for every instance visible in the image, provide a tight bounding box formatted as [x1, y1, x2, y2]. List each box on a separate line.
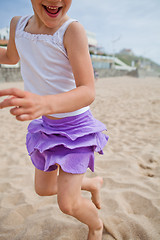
[34, 167, 58, 196]
[81, 176, 103, 209]
[57, 168, 103, 240]
[34, 168, 103, 209]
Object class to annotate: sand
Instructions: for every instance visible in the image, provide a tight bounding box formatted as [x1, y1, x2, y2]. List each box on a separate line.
[0, 76, 160, 240]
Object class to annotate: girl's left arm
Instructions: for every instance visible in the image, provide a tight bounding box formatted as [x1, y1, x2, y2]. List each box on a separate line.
[0, 22, 95, 121]
[44, 21, 95, 115]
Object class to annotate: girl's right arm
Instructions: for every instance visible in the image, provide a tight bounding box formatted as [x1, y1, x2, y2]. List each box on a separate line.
[0, 16, 20, 65]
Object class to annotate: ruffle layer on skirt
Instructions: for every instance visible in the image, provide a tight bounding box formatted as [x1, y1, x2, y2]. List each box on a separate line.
[26, 110, 109, 174]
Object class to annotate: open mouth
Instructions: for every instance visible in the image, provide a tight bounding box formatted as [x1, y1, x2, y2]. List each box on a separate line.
[43, 5, 62, 17]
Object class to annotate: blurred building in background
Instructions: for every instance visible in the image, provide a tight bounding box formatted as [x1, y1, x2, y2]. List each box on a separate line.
[0, 27, 9, 40]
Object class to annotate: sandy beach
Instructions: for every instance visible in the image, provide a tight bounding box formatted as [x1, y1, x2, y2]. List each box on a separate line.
[0, 76, 160, 240]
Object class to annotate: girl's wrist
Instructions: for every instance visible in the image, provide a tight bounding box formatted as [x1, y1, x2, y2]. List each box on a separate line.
[42, 95, 56, 116]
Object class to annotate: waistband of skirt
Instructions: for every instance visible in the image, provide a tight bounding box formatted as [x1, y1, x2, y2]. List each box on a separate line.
[42, 110, 93, 125]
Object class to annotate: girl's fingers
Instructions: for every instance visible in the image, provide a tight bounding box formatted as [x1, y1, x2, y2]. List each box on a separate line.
[10, 105, 41, 121]
[0, 88, 25, 98]
[16, 112, 41, 121]
[16, 114, 32, 121]
[10, 107, 34, 121]
[0, 97, 24, 108]
[10, 106, 24, 116]
[0, 89, 26, 109]
[0, 94, 33, 109]
[10, 105, 34, 116]
[0, 88, 45, 121]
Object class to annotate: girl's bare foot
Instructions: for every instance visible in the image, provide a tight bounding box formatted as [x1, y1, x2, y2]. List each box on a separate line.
[91, 177, 103, 209]
[87, 219, 103, 240]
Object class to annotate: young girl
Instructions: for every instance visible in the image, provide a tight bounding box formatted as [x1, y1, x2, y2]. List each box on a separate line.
[0, 0, 108, 239]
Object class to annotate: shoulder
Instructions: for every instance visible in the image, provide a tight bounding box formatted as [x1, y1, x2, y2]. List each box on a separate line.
[64, 21, 88, 50]
[10, 16, 21, 30]
[66, 21, 86, 36]
[9, 16, 21, 38]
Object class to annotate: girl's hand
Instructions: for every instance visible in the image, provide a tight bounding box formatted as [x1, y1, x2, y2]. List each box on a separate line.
[0, 88, 46, 121]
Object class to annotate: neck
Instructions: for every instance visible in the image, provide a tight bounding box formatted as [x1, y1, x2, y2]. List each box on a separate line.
[32, 11, 69, 33]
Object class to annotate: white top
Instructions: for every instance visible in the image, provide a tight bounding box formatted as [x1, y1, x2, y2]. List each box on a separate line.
[15, 15, 89, 118]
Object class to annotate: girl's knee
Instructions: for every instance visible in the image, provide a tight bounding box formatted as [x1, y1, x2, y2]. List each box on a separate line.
[58, 201, 74, 215]
[57, 196, 81, 215]
[35, 188, 46, 196]
[35, 185, 57, 196]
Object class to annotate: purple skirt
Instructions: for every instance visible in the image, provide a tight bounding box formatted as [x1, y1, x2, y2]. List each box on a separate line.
[26, 110, 109, 174]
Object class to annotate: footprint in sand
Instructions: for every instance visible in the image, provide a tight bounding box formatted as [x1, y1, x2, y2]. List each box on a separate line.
[138, 161, 155, 178]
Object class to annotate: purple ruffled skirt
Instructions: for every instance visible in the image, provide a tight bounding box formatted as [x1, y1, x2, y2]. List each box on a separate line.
[26, 110, 109, 174]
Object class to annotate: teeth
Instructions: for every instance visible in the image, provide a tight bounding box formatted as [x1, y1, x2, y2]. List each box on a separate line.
[47, 6, 58, 9]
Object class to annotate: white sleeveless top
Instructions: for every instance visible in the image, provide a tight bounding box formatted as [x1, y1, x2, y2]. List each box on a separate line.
[15, 15, 89, 118]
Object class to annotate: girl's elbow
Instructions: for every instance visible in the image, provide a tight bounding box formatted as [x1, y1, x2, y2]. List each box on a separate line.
[9, 56, 20, 65]
[89, 89, 95, 104]
[92, 90, 96, 103]
[6, 51, 20, 65]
